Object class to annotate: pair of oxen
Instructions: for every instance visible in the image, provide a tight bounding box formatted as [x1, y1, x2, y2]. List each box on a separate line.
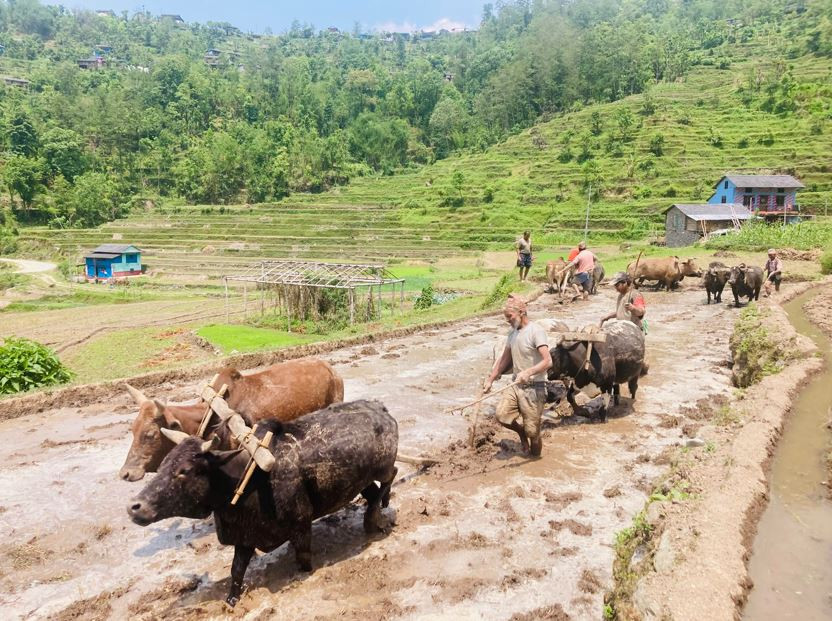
[123, 358, 398, 607]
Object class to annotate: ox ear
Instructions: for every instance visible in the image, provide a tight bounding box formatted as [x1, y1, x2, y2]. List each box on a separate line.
[125, 383, 149, 405]
[160, 428, 190, 445]
[200, 434, 221, 453]
[155, 400, 183, 431]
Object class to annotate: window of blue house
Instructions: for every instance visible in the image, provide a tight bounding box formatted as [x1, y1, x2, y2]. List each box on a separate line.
[721, 196, 726, 203]
[724, 181, 729, 189]
[126, 253, 138, 263]
[777, 188, 784, 193]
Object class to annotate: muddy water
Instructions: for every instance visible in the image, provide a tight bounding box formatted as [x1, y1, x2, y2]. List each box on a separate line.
[744, 289, 832, 621]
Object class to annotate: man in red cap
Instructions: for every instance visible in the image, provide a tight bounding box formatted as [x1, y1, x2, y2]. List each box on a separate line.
[483, 294, 552, 456]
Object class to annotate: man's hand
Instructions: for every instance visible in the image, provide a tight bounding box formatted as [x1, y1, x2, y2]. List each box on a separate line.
[624, 303, 634, 312]
[482, 379, 493, 394]
[515, 370, 532, 385]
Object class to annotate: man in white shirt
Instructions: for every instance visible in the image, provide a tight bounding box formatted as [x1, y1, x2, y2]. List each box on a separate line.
[483, 295, 552, 457]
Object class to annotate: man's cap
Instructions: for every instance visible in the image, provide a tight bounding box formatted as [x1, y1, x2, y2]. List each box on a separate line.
[767, 248, 776, 255]
[609, 271, 631, 285]
[504, 293, 528, 314]
[578, 241, 587, 250]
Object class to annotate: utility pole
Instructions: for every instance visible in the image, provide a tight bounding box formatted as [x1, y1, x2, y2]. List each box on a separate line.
[584, 183, 592, 241]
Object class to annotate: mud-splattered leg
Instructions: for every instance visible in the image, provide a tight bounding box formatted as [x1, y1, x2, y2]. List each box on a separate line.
[291, 525, 313, 571]
[628, 377, 639, 401]
[227, 545, 254, 607]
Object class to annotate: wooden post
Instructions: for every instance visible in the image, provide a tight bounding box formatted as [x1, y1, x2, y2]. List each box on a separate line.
[377, 283, 382, 320]
[349, 288, 355, 325]
[390, 284, 395, 317]
[243, 283, 248, 319]
[224, 278, 229, 323]
[286, 285, 291, 332]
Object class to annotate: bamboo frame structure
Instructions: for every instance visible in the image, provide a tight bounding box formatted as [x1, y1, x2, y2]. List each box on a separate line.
[223, 260, 405, 325]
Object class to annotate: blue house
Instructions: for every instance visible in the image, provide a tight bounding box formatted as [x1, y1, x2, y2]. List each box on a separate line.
[84, 244, 142, 280]
[708, 174, 804, 215]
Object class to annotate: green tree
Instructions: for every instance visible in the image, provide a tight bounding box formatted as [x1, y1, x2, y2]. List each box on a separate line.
[3, 155, 44, 212]
[41, 128, 86, 182]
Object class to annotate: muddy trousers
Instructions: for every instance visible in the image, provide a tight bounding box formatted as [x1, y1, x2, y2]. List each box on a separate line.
[495, 384, 546, 456]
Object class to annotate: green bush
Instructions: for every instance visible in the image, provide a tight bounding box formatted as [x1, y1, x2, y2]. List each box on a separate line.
[414, 284, 434, 310]
[820, 248, 832, 275]
[0, 337, 73, 395]
[481, 273, 516, 310]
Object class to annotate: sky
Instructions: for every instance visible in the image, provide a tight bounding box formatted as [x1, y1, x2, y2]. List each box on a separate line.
[64, 1, 487, 34]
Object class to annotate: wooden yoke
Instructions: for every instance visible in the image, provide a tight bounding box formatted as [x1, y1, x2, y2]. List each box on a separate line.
[200, 383, 275, 472]
[553, 330, 607, 371]
[197, 374, 227, 438]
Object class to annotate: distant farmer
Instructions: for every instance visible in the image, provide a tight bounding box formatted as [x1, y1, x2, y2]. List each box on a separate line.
[600, 272, 646, 330]
[557, 241, 595, 301]
[763, 248, 783, 296]
[483, 295, 552, 457]
[515, 231, 533, 282]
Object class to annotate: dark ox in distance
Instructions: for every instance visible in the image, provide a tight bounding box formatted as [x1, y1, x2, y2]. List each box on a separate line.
[127, 399, 398, 608]
[728, 264, 763, 307]
[703, 261, 731, 304]
[119, 359, 344, 481]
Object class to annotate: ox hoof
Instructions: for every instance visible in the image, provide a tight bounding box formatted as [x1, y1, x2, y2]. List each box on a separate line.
[225, 596, 239, 610]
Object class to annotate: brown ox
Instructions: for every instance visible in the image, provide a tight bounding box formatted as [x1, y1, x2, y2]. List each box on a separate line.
[627, 256, 701, 290]
[546, 258, 572, 296]
[119, 359, 344, 481]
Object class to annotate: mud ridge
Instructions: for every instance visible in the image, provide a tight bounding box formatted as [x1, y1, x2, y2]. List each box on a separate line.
[613, 280, 827, 620]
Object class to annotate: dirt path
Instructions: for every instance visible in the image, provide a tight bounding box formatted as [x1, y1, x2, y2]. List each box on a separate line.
[0, 258, 57, 274]
[0, 285, 737, 620]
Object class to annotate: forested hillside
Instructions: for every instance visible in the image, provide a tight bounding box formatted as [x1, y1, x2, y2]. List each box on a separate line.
[0, 0, 830, 240]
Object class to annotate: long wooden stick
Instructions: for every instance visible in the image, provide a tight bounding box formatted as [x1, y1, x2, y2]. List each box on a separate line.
[231, 428, 273, 505]
[196, 374, 220, 438]
[445, 381, 520, 414]
[468, 389, 485, 448]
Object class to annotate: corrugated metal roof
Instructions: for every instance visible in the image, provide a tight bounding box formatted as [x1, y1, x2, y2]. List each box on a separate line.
[92, 244, 140, 254]
[84, 252, 121, 259]
[720, 174, 804, 189]
[665, 204, 754, 221]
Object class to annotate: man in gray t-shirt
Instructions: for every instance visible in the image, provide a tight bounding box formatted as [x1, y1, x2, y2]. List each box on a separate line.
[483, 295, 552, 456]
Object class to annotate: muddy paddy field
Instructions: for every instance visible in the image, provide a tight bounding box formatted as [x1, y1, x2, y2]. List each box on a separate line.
[0, 282, 796, 620]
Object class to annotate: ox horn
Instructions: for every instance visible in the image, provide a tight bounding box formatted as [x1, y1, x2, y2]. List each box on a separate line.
[200, 435, 220, 453]
[160, 428, 190, 445]
[125, 383, 149, 405]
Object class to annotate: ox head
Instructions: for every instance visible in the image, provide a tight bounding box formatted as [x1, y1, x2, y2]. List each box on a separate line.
[728, 263, 746, 286]
[119, 384, 190, 482]
[679, 258, 701, 278]
[127, 430, 220, 526]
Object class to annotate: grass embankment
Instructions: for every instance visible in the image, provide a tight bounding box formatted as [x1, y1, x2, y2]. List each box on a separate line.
[729, 303, 794, 387]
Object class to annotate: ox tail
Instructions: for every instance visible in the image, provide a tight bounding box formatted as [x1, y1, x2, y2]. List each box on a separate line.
[640, 361, 649, 376]
[396, 452, 440, 468]
[323, 360, 345, 403]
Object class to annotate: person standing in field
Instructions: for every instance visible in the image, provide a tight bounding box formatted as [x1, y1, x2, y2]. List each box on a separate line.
[763, 248, 783, 297]
[483, 295, 552, 457]
[515, 231, 533, 282]
[600, 272, 646, 330]
[558, 241, 595, 301]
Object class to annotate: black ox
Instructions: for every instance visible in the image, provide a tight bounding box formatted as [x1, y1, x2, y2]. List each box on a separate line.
[127, 399, 398, 607]
[548, 320, 648, 408]
[703, 261, 731, 304]
[728, 263, 763, 307]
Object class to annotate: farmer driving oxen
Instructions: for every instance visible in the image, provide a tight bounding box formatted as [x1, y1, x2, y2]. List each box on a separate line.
[600, 272, 646, 330]
[483, 295, 552, 457]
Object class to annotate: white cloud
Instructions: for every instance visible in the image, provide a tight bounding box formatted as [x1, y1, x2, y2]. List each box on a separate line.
[373, 17, 470, 33]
